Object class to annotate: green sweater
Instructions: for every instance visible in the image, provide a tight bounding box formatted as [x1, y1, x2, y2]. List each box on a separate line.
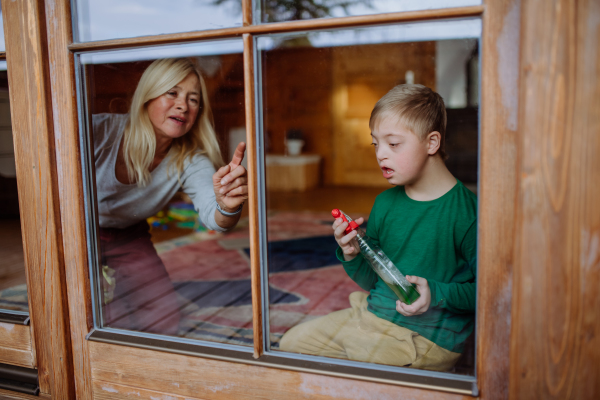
[336, 180, 477, 353]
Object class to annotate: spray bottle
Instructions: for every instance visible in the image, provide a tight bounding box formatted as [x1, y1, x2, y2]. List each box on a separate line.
[332, 209, 420, 305]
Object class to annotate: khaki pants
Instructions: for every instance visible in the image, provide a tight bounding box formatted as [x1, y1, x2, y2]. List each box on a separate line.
[279, 292, 460, 372]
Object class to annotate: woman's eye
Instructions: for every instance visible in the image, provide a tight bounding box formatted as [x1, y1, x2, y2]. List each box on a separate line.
[167, 91, 177, 96]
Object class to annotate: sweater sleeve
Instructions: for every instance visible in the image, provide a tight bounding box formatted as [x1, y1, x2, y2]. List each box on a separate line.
[428, 220, 477, 314]
[335, 202, 381, 292]
[92, 113, 128, 156]
[180, 154, 225, 233]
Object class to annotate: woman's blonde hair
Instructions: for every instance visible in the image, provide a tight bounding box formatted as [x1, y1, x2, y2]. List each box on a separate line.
[123, 58, 224, 186]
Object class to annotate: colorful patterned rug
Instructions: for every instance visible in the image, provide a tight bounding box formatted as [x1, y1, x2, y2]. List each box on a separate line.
[0, 284, 28, 312]
[0, 211, 368, 349]
[158, 211, 368, 347]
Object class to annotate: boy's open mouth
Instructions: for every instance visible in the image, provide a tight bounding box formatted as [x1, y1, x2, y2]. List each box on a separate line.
[382, 167, 394, 178]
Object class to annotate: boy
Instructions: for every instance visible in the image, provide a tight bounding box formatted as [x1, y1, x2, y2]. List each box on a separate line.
[279, 84, 477, 372]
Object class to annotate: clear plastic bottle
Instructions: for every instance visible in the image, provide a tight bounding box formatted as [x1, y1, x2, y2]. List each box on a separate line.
[332, 209, 420, 305]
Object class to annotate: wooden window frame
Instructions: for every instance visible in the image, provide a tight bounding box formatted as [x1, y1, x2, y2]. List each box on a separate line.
[73, 4, 484, 395]
[71, 17, 481, 396]
[0, 0, 74, 398]
[1, 0, 526, 398]
[0, 50, 38, 377]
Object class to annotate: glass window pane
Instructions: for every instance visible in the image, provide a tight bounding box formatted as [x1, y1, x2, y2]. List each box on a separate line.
[74, 0, 243, 43]
[259, 0, 482, 23]
[0, 65, 29, 316]
[79, 40, 253, 346]
[0, 11, 5, 52]
[259, 19, 480, 375]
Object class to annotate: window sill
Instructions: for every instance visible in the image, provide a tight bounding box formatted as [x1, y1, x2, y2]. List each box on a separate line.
[87, 328, 478, 396]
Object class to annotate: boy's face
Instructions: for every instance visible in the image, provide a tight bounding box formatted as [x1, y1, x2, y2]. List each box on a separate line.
[371, 117, 430, 186]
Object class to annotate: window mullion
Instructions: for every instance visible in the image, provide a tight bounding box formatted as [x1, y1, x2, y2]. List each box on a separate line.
[44, 0, 95, 398]
[243, 0, 253, 26]
[243, 32, 263, 358]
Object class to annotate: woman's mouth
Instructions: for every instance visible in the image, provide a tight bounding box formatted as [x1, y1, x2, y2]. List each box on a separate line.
[169, 116, 186, 125]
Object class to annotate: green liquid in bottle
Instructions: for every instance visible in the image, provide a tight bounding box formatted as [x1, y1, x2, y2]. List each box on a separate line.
[356, 235, 421, 305]
[385, 281, 420, 305]
[334, 209, 421, 307]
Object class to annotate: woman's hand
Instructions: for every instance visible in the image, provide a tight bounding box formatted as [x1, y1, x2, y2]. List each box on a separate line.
[395, 276, 431, 316]
[332, 217, 364, 261]
[213, 142, 248, 212]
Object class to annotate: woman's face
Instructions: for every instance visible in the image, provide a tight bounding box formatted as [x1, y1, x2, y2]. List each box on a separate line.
[147, 72, 202, 142]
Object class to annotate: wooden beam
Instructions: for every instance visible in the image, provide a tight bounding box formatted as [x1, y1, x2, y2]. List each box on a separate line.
[1, 0, 75, 397]
[93, 380, 207, 400]
[242, 0, 252, 26]
[0, 388, 51, 400]
[0, 322, 34, 367]
[243, 33, 263, 359]
[509, 0, 600, 398]
[44, 0, 94, 399]
[67, 5, 484, 53]
[90, 341, 471, 399]
[477, 0, 521, 398]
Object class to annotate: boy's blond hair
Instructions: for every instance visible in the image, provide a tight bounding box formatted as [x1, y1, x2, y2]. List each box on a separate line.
[369, 84, 448, 160]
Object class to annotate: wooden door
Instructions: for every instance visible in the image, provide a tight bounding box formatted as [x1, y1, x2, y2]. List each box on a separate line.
[0, 0, 598, 399]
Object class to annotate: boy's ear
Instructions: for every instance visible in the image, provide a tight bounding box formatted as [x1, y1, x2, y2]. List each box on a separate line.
[426, 131, 441, 155]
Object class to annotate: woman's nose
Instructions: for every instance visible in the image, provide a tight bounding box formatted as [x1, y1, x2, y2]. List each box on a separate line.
[175, 97, 188, 111]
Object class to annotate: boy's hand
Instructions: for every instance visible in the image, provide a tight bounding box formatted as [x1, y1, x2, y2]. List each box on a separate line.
[396, 276, 431, 316]
[332, 217, 365, 261]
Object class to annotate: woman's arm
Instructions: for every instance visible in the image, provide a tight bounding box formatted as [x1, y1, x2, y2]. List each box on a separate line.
[213, 207, 242, 230]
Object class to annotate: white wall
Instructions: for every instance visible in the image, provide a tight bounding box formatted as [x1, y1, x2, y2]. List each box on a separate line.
[436, 39, 478, 108]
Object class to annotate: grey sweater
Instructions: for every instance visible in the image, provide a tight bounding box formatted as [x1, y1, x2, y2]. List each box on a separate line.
[93, 113, 223, 231]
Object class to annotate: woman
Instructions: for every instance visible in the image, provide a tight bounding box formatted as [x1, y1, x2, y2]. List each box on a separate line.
[93, 58, 247, 335]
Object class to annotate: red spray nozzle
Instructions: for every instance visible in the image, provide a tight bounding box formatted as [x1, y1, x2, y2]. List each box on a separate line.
[331, 209, 359, 235]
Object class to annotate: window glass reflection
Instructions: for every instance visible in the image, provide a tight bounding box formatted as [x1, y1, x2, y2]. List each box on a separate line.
[0, 67, 28, 315]
[259, 20, 479, 375]
[74, 0, 242, 43]
[0, 11, 5, 52]
[83, 42, 252, 345]
[259, 0, 482, 23]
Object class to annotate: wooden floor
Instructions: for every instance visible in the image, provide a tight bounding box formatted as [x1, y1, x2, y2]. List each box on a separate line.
[267, 185, 385, 214]
[0, 219, 26, 291]
[267, 183, 476, 214]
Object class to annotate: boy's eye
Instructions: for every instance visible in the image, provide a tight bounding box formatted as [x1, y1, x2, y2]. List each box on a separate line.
[390, 143, 398, 147]
[370, 143, 377, 147]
